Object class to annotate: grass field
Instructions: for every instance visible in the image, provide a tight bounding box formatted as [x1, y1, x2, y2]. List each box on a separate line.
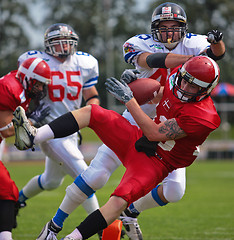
[5, 160, 234, 240]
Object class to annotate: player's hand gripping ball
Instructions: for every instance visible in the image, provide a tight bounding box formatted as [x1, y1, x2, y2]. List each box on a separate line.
[128, 78, 161, 105]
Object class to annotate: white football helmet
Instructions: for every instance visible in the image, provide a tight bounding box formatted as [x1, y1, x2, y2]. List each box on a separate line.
[151, 2, 188, 49]
[44, 23, 79, 58]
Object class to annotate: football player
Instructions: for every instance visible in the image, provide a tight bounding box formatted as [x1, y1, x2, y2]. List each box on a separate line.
[13, 56, 221, 240]
[0, 57, 51, 240]
[14, 3, 225, 240]
[119, 2, 225, 235]
[16, 23, 102, 238]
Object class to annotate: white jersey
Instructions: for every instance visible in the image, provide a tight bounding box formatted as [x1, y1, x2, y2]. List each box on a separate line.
[18, 51, 99, 123]
[122, 32, 210, 118]
[123, 32, 210, 83]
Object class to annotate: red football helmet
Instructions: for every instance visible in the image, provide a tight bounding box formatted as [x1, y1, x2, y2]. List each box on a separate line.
[16, 58, 51, 100]
[173, 56, 220, 102]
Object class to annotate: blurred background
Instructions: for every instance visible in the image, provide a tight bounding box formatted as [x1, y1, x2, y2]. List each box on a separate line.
[1, 0, 234, 161]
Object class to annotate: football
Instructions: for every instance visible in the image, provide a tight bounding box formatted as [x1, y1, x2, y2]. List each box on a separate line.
[128, 78, 161, 105]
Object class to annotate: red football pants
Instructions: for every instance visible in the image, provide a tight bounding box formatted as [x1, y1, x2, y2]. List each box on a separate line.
[0, 161, 19, 202]
[89, 105, 169, 205]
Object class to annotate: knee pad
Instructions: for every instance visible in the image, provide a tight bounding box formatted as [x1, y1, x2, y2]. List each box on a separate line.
[81, 145, 120, 190]
[163, 181, 185, 203]
[82, 165, 112, 190]
[40, 175, 64, 190]
[66, 182, 90, 203]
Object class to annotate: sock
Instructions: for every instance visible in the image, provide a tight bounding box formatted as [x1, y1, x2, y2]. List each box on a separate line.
[18, 190, 28, 203]
[0, 231, 13, 240]
[65, 228, 82, 240]
[77, 209, 107, 239]
[128, 203, 140, 215]
[34, 125, 54, 144]
[19, 175, 44, 200]
[130, 185, 167, 212]
[53, 209, 69, 228]
[151, 185, 168, 206]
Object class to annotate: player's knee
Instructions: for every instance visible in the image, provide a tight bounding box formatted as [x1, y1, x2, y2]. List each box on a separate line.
[83, 168, 111, 190]
[42, 179, 63, 190]
[163, 181, 185, 203]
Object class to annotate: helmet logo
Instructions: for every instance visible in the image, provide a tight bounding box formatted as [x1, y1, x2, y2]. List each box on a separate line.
[162, 7, 171, 14]
[60, 25, 69, 35]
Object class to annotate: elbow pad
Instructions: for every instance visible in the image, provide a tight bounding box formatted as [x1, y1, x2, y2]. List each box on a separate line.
[206, 48, 225, 61]
[146, 53, 169, 68]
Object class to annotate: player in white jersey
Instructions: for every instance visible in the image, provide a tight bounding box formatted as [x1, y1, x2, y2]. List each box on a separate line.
[33, 3, 225, 240]
[17, 23, 102, 238]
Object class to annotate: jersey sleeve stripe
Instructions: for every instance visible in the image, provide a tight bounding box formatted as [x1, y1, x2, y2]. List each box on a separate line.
[83, 76, 98, 88]
[124, 51, 141, 64]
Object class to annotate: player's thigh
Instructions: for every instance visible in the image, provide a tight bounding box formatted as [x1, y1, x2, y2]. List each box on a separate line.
[89, 105, 142, 160]
[0, 162, 19, 201]
[81, 144, 121, 190]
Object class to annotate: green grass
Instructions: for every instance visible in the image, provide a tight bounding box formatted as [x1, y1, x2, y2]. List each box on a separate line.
[5, 160, 234, 240]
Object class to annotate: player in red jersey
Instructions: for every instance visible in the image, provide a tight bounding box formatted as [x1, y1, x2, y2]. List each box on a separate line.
[0, 57, 51, 240]
[13, 56, 220, 240]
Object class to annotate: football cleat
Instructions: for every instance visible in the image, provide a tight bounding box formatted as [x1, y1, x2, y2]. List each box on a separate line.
[19, 201, 27, 208]
[37, 220, 62, 240]
[13, 106, 37, 150]
[119, 209, 143, 240]
[102, 219, 123, 240]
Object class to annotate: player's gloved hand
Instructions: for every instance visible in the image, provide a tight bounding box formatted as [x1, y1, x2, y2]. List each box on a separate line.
[120, 69, 140, 84]
[105, 77, 133, 104]
[27, 102, 50, 127]
[135, 135, 159, 157]
[207, 30, 223, 44]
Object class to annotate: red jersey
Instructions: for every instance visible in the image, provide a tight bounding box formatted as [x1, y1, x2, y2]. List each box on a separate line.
[0, 70, 31, 143]
[155, 70, 221, 168]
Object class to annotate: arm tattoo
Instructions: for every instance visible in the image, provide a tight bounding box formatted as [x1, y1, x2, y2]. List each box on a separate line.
[159, 118, 185, 140]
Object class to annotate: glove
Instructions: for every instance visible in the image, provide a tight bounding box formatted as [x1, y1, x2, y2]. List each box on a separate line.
[120, 69, 140, 84]
[207, 30, 223, 44]
[105, 77, 133, 104]
[27, 102, 50, 127]
[135, 135, 159, 157]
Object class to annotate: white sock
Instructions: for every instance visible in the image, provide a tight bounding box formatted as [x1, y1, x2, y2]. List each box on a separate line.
[65, 228, 83, 240]
[21, 175, 43, 199]
[132, 191, 160, 212]
[0, 231, 13, 240]
[34, 125, 54, 144]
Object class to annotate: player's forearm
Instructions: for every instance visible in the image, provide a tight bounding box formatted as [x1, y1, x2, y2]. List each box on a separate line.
[125, 98, 159, 141]
[210, 40, 225, 57]
[139, 52, 193, 69]
[164, 53, 193, 68]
